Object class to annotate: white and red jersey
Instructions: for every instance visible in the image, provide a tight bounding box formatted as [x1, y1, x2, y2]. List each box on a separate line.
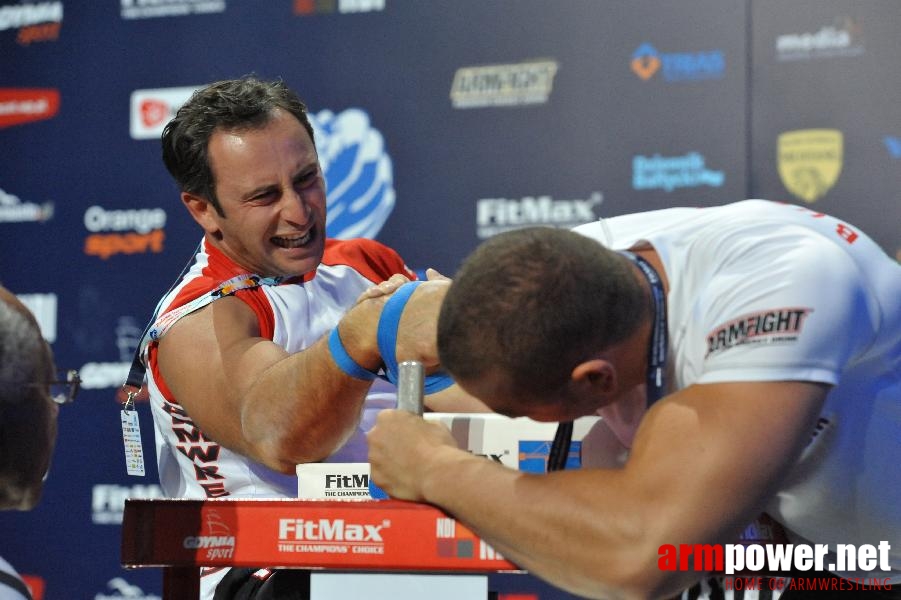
[145, 236, 414, 501]
[574, 199, 901, 581]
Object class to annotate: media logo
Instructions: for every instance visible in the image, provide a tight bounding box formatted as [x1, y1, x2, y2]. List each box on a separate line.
[83, 205, 167, 259]
[0, 1, 62, 45]
[776, 17, 864, 61]
[778, 129, 843, 203]
[476, 191, 603, 239]
[631, 43, 725, 82]
[450, 60, 559, 109]
[0, 88, 59, 128]
[884, 136, 901, 159]
[92, 483, 164, 524]
[17, 292, 56, 342]
[310, 108, 395, 239]
[294, 0, 384, 15]
[94, 578, 161, 600]
[0, 187, 53, 222]
[129, 86, 198, 139]
[120, 0, 225, 20]
[632, 152, 724, 192]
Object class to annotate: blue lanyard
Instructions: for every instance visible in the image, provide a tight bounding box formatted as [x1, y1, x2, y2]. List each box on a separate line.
[548, 250, 668, 472]
[618, 250, 668, 407]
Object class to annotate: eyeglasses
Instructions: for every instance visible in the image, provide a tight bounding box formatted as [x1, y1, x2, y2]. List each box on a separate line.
[27, 369, 81, 405]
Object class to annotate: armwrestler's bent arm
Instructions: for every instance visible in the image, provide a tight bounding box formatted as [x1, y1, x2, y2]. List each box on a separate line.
[158, 294, 385, 473]
[375, 381, 828, 598]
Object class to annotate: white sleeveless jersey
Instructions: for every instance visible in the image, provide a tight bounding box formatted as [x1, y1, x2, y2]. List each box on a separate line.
[574, 200, 901, 582]
[145, 237, 413, 501]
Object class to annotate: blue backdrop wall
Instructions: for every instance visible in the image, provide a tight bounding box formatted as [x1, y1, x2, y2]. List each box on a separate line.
[1, 1, 898, 598]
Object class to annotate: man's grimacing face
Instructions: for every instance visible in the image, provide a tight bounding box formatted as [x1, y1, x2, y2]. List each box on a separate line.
[204, 108, 328, 278]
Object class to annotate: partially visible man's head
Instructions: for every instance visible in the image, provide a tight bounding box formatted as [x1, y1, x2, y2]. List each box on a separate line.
[161, 75, 316, 216]
[0, 285, 58, 510]
[437, 227, 648, 413]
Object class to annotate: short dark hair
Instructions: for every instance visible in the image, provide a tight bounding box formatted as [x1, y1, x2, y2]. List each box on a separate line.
[437, 227, 649, 399]
[161, 76, 316, 215]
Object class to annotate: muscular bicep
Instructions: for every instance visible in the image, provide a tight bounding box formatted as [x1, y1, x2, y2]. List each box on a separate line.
[623, 381, 829, 545]
[157, 296, 287, 457]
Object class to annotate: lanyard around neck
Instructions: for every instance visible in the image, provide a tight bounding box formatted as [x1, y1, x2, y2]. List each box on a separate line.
[548, 249, 667, 472]
[618, 250, 667, 407]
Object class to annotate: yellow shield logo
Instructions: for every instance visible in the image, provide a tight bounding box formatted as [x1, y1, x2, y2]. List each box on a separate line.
[777, 129, 843, 203]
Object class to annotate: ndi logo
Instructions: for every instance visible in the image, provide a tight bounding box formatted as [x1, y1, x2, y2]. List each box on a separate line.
[632, 152, 724, 192]
[631, 43, 725, 82]
[310, 108, 394, 240]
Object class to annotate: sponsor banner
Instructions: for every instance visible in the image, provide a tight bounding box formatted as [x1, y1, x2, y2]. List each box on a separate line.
[294, 0, 385, 15]
[0, 88, 59, 128]
[129, 86, 198, 140]
[631, 43, 725, 82]
[296, 463, 376, 500]
[16, 292, 57, 342]
[120, 0, 226, 20]
[476, 191, 602, 239]
[0, 1, 62, 45]
[632, 152, 724, 192]
[450, 60, 559, 109]
[776, 17, 864, 62]
[83, 205, 168, 259]
[311, 108, 395, 239]
[94, 578, 161, 600]
[0, 187, 53, 223]
[777, 129, 843, 203]
[121, 498, 518, 571]
[92, 483, 164, 524]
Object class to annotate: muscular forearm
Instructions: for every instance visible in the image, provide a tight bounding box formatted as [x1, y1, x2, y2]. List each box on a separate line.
[419, 449, 682, 599]
[238, 298, 384, 470]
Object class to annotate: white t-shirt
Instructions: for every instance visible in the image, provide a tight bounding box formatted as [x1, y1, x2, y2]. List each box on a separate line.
[574, 199, 901, 582]
[144, 236, 413, 598]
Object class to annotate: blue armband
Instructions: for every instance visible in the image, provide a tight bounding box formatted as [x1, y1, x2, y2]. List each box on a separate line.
[328, 327, 378, 381]
[377, 281, 455, 394]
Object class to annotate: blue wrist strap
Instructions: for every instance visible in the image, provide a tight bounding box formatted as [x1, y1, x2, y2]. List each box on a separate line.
[377, 281, 455, 394]
[328, 327, 378, 381]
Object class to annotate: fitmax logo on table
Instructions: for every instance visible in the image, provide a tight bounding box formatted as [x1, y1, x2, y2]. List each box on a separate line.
[631, 43, 725, 82]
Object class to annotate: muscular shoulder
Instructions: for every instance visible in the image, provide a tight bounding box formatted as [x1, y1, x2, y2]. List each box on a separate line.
[321, 238, 415, 282]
